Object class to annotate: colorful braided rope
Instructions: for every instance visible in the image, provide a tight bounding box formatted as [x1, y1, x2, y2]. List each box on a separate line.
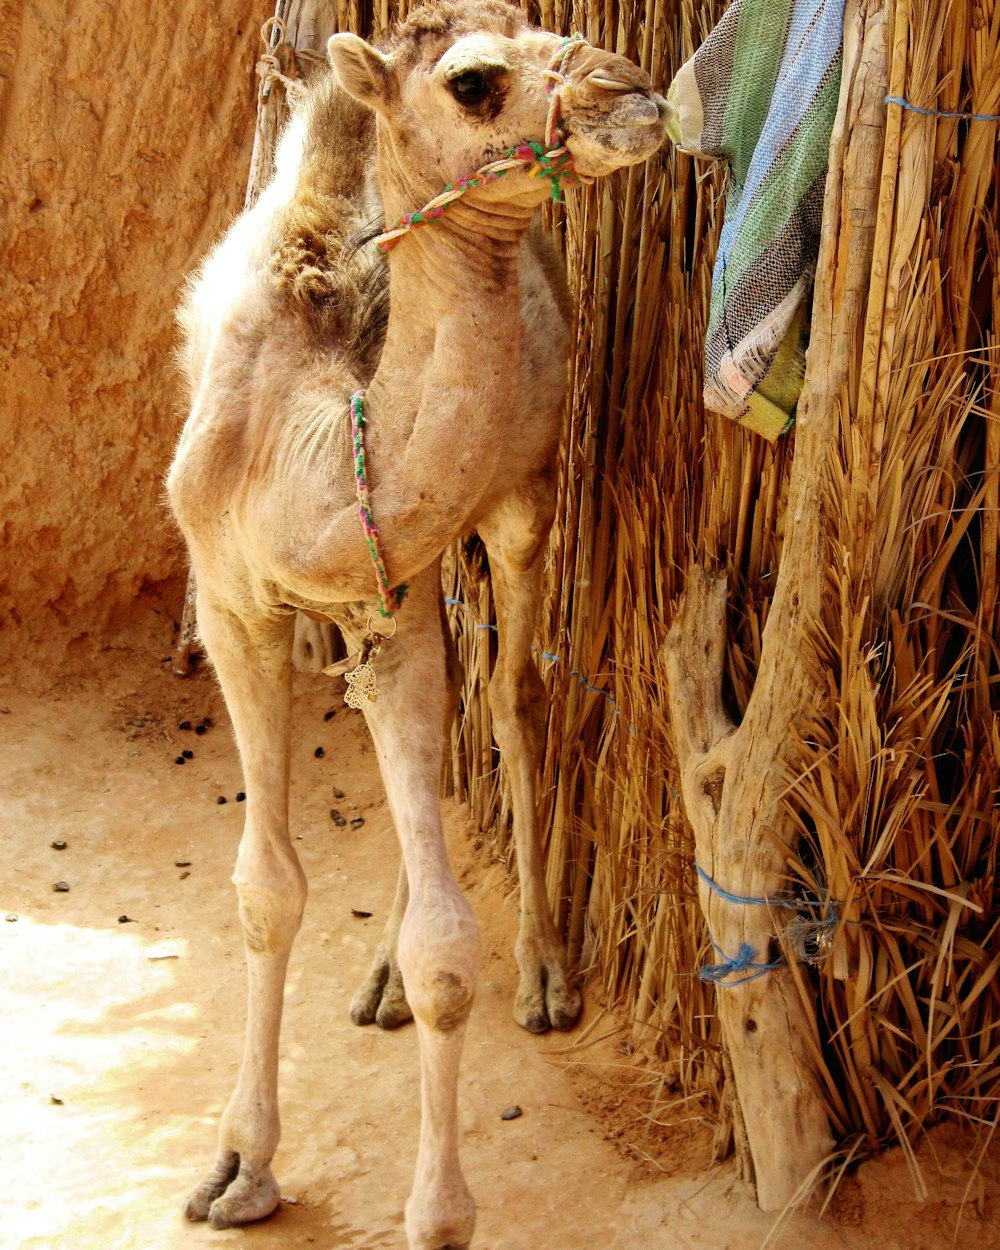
[350, 390, 407, 618]
[373, 34, 586, 255]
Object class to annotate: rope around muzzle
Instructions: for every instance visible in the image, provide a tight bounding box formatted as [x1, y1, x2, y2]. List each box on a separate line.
[373, 33, 587, 255]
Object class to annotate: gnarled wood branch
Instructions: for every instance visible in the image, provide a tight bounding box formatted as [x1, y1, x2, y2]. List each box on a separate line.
[664, 0, 888, 1210]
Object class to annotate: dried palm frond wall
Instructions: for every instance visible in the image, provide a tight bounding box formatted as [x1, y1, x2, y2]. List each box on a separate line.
[318, 0, 1000, 1159]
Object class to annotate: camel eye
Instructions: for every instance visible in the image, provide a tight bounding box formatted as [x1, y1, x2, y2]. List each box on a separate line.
[449, 71, 489, 104]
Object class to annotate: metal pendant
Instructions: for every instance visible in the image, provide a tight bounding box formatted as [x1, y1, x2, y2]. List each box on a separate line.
[344, 660, 378, 708]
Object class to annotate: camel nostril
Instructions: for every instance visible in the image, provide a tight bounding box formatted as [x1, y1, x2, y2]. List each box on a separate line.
[587, 73, 634, 92]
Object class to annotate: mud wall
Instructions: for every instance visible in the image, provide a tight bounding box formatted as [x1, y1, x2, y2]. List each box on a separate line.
[0, 0, 261, 661]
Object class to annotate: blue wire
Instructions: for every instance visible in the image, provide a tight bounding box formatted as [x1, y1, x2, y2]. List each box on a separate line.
[696, 864, 799, 911]
[699, 939, 783, 986]
[884, 95, 1000, 122]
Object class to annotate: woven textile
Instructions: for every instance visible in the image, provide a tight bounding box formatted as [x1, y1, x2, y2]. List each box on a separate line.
[667, 0, 844, 440]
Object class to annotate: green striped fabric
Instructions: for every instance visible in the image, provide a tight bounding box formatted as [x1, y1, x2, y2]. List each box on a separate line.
[667, 0, 844, 440]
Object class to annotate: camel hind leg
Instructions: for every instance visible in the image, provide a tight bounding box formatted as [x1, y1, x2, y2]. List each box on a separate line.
[181, 586, 305, 1230]
[479, 496, 582, 1033]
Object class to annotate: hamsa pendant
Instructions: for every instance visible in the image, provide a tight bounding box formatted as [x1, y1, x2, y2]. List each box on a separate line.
[344, 661, 378, 708]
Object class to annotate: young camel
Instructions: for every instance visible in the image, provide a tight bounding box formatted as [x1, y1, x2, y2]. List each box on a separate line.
[167, 3, 667, 1244]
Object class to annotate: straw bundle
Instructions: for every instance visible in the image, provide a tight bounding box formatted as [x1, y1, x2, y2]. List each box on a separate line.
[444, 0, 1000, 1197]
[244, 0, 1000, 1201]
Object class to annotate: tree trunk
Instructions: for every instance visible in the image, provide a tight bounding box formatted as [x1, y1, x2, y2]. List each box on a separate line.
[663, 0, 888, 1211]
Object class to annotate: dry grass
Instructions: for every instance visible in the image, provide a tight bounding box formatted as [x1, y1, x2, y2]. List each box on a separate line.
[444, 0, 1000, 1170]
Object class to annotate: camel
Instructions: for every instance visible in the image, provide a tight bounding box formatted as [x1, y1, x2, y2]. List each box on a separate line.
[166, 3, 668, 1245]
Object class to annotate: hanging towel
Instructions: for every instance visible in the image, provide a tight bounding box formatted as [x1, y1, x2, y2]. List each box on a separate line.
[667, 0, 844, 440]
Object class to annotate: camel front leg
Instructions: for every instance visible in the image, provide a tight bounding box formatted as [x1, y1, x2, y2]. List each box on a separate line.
[182, 590, 306, 1231]
[357, 570, 480, 1250]
[479, 505, 582, 1033]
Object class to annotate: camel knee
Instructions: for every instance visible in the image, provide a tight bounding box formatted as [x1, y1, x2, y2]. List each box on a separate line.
[234, 872, 307, 953]
[399, 896, 479, 1031]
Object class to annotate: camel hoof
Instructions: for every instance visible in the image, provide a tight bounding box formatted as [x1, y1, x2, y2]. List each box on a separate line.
[200, 1162, 281, 1229]
[514, 960, 582, 1033]
[351, 959, 413, 1029]
[183, 1152, 240, 1221]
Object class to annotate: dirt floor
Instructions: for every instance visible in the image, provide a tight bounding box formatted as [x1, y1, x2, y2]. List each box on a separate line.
[2, 641, 999, 1250]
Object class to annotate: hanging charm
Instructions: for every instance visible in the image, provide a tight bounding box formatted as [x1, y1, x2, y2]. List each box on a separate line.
[342, 634, 383, 708]
[344, 659, 378, 708]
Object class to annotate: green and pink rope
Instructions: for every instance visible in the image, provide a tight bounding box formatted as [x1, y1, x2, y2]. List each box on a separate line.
[373, 34, 586, 255]
[350, 389, 407, 618]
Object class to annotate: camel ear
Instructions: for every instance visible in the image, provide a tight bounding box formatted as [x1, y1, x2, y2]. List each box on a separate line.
[327, 33, 393, 111]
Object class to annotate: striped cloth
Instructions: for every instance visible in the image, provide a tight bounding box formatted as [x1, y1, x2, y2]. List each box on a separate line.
[667, 0, 844, 440]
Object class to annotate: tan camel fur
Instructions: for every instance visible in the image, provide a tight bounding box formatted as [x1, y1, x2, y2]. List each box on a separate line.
[167, 3, 667, 1244]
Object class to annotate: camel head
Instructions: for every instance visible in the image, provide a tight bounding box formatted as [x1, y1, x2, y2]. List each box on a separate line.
[327, 0, 669, 212]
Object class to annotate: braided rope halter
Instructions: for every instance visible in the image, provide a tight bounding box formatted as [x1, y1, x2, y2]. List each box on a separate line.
[340, 35, 587, 700]
[372, 33, 586, 254]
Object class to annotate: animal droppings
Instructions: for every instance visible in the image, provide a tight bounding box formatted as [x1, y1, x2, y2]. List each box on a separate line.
[201, 717, 214, 729]
[330, 810, 347, 827]
[178, 720, 192, 731]
[118, 915, 134, 924]
[217, 795, 227, 805]
[500, 1106, 523, 1121]
[350, 817, 365, 830]
[51, 840, 67, 850]
[195, 724, 207, 735]
[182, 749, 194, 760]
[53, 881, 70, 893]
[314, 746, 325, 758]
[332, 787, 345, 799]
[324, 710, 336, 722]
[175, 756, 186, 765]
[236, 792, 246, 802]
[351, 909, 373, 919]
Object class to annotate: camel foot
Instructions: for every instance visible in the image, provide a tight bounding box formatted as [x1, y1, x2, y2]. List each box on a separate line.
[406, 1185, 475, 1250]
[184, 1155, 281, 1229]
[514, 957, 582, 1033]
[350, 956, 413, 1030]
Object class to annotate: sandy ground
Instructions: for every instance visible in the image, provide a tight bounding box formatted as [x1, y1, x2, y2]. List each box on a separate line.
[2, 643, 999, 1250]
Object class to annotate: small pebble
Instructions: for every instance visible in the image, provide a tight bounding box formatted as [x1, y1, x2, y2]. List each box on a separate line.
[201, 717, 214, 729]
[179, 871, 191, 880]
[175, 756, 186, 765]
[236, 792, 246, 802]
[178, 720, 192, 731]
[5, 914, 17, 923]
[351, 908, 372, 919]
[500, 1106, 523, 1122]
[53, 881, 70, 893]
[50, 1095, 64, 1106]
[118, 915, 133, 924]
[332, 787, 345, 800]
[217, 795, 227, 805]
[330, 810, 346, 827]
[195, 724, 207, 736]
[51, 840, 67, 851]
[324, 710, 336, 722]
[182, 749, 194, 760]
[175, 859, 191, 867]
[314, 746, 325, 758]
[350, 817, 365, 830]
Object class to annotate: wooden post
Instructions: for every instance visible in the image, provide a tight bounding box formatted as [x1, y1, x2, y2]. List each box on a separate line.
[663, 0, 888, 1210]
